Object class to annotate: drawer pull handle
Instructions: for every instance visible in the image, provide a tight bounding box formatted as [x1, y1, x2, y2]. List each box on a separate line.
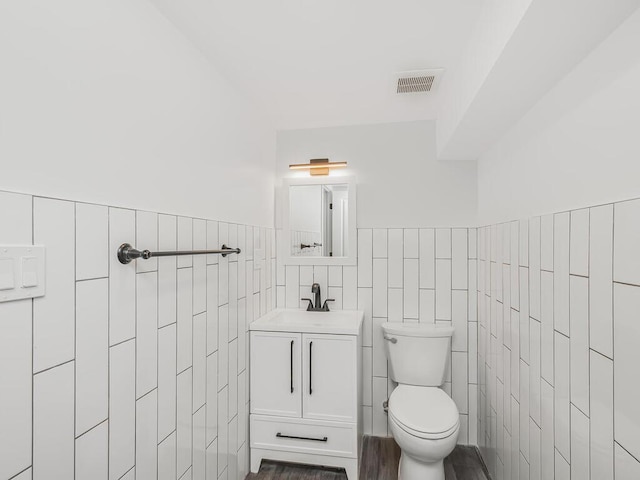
[276, 432, 328, 442]
[309, 341, 313, 395]
[290, 340, 294, 393]
[384, 335, 398, 344]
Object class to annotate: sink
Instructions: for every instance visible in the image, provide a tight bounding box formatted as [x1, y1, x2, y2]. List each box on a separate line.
[249, 308, 364, 335]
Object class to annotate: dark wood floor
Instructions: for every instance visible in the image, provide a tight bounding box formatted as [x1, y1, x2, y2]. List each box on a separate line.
[246, 436, 490, 480]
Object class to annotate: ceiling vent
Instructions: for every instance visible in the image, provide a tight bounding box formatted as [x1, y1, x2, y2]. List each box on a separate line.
[394, 69, 443, 94]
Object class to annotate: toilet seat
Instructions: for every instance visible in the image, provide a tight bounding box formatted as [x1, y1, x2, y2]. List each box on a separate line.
[388, 385, 459, 440]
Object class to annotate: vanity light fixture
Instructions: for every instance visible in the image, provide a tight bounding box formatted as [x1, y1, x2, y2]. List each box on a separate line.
[288, 158, 347, 176]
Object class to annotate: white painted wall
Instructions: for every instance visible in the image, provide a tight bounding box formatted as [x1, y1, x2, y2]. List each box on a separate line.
[478, 7, 640, 225]
[277, 121, 477, 228]
[0, 0, 275, 227]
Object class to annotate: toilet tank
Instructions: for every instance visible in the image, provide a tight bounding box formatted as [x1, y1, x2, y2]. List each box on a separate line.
[381, 322, 454, 386]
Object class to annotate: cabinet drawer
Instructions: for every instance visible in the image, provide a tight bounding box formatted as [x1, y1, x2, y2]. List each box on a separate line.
[250, 415, 357, 459]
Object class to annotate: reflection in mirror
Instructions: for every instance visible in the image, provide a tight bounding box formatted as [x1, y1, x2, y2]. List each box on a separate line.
[289, 184, 349, 257]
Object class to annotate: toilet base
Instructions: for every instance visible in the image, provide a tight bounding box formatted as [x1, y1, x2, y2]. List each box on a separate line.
[398, 451, 445, 480]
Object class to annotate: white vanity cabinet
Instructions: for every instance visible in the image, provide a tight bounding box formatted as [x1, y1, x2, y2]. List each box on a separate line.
[249, 309, 363, 480]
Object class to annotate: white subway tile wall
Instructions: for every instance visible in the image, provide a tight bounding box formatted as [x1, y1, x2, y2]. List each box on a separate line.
[478, 199, 640, 479]
[0, 190, 275, 480]
[5, 185, 640, 480]
[277, 228, 478, 441]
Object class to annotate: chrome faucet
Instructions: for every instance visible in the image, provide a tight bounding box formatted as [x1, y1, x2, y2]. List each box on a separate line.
[311, 283, 321, 309]
[301, 283, 334, 311]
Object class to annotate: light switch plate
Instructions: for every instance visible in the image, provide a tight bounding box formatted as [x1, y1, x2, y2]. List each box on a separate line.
[21, 256, 39, 287]
[0, 258, 15, 290]
[0, 245, 46, 303]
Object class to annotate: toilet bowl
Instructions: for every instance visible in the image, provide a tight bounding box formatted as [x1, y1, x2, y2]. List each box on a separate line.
[381, 322, 458, 480]
[388, 385, 459, 480]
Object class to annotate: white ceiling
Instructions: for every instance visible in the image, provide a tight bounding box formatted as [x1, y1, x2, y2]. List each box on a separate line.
[149, 0, 486, 129]
[150, 0, 640, 159]
[436, 0, 640, 160]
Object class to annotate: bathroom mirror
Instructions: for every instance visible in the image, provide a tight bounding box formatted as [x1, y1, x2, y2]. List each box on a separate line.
[282, 177, 356, 266]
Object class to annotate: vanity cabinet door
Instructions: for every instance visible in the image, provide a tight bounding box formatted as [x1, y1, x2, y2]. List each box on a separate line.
[250, 331, 302, 418]
[302, 334, 358, 423]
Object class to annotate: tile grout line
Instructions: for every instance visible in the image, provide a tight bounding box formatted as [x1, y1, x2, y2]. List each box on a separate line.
[31, 195, 35, 479]
[73, 202, 77, 479]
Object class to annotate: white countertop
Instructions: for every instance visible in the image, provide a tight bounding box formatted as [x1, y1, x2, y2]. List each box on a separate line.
[249, 309, 364, 335]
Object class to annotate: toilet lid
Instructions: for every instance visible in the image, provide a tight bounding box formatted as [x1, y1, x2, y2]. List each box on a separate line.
[389, 385, 459, 439]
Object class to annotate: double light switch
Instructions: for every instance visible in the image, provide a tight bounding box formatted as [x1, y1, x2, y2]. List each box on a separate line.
[0, 246, 46, 303]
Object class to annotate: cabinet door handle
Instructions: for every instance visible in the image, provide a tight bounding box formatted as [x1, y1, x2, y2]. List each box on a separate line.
[290, 340, 294, 393]
[276, 432, 328, 442]
[309, 341, 313, 395]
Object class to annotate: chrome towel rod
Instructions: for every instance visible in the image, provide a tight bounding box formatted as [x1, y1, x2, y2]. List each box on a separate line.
[117, 243, 240, 264]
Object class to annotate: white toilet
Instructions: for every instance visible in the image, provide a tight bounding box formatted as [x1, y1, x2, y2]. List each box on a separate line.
[381, 322, 459, 480]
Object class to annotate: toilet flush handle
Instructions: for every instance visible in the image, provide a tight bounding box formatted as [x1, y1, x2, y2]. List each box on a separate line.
[384, 335, 398, 344]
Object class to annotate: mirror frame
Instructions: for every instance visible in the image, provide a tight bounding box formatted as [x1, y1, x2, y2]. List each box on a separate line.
[281, 176, 357, 266]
